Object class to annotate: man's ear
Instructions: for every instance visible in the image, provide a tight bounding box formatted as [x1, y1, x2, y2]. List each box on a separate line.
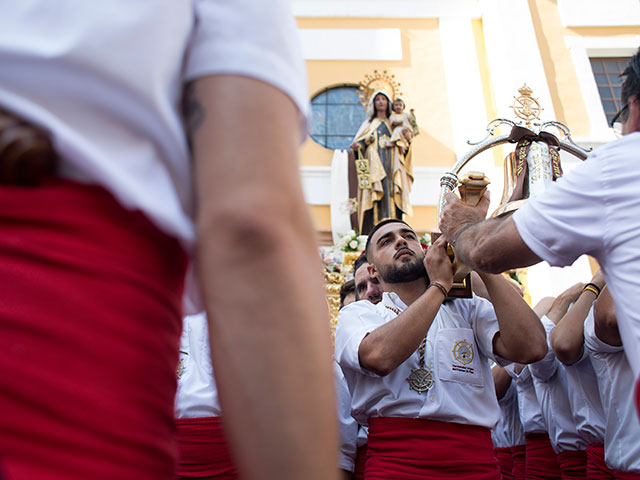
[628, 95, 640, 134]
[367, 263, 378, 277]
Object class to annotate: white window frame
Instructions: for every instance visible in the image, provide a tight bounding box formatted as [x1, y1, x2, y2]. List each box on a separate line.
[566, 35, 640, 146]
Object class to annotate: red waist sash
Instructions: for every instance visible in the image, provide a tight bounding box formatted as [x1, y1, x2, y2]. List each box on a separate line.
[365, 417, 501, 480]
[557, 450, 587, 480]
[495, 447, 515, 480]
[354, 444, 368, 480]
[510, 444, 526, 480]
[586, 444, 614, 480]
[526, 433, 562, 480]
[613, 471, 640, 479]
[175, 417, 239, 479]
[0, 179, 188, 480]
[635, 377, 640, 421]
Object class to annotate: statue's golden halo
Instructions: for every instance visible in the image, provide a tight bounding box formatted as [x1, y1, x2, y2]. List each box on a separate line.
[357, 70, 403, 109]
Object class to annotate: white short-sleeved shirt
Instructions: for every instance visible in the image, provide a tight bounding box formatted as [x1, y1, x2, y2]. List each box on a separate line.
[334, 360, 357, 473]
[357, 425, 368, 448]
[504, 364, 547, 434]
[492, 381, 526, 448]
[513, 133, 640, 377]
[529, 317, 586, 453]
[584, 311, 640, 472]
[335, 292, 503, 428]
[174, 313, 221, 418]
[562, 350, 606, 446]
[0, 1, 309, 251]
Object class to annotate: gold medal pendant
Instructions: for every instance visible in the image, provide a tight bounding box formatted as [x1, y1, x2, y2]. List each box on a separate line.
[407, 367, 433, 394]
[383, 306, 433, 395]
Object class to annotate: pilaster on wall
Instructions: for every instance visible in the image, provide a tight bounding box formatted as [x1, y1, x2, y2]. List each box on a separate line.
[439, 17, 490, 169]
[481, 0, 556, 122]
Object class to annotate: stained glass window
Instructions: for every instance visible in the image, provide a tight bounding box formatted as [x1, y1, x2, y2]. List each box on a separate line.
[310, 85, 367, 150]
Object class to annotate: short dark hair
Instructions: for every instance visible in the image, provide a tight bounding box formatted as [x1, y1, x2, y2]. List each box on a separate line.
[339, 279, 356, 308]
[353, 253, 369, 276]
[621, 48, 640, 106]
[365, 218, 412, 260]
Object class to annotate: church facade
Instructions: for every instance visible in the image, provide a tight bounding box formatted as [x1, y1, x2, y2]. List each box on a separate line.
[295, 0, 640, 305]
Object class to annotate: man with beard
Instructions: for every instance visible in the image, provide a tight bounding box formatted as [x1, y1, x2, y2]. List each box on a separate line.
[354, 254, 383, 304]
[347, 253, 384, 480]
[335, 219, 547, 479]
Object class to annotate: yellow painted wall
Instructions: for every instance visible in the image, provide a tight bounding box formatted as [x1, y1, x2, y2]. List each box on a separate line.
[308, 205, 332, 231]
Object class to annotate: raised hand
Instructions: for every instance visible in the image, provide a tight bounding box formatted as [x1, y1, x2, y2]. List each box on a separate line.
[440, 190, 490, 243]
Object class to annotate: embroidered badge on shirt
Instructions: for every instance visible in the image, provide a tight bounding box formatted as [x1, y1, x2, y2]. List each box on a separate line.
[451, 339, 475, 374]
[176, 350, 188, 379]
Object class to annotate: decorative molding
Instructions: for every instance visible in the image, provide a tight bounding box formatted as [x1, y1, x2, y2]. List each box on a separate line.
[565, 35, 640, 141]
[300, 29, 402, 61]
[293, 0, 481, 18]
[300, 165, 332, 205]
[300, 165, 448, 206]
[557, 0, 640, 27]
[316, 230, 334, 246]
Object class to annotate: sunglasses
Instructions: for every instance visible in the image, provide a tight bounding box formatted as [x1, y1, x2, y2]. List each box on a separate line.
[610, 103, 629, 129]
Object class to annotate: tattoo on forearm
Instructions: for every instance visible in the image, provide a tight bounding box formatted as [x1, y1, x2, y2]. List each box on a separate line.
[182, 83, 205, 151]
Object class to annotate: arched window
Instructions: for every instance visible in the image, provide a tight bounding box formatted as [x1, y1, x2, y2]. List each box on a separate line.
[310, 85, 367, 150]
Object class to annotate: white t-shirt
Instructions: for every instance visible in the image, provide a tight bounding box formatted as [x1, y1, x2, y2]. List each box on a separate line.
[335, 292, 503, 428]
[0, 0, 309, 251]
[584, 311, 640, 472]
[504, 364, 547, 434]
[529, 317, 586, 453]
[492, 381, 526, 448]
[513, 133, 640, 377]
[174, 313, 221, 418]
[334, 360, 357, 473]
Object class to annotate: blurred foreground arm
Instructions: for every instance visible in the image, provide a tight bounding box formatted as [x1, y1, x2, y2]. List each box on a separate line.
[189, 76, 338, 480]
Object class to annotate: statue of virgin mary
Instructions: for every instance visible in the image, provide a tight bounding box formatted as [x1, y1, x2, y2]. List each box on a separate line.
[350, 90, 413, 234]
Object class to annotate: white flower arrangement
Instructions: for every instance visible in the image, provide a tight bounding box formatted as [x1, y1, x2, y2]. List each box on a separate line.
[336, 229, 367, 253]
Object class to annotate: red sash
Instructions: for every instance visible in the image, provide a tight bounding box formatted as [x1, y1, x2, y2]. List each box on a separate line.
[0, 179, 188, 479]
[495, 447, 515, 480]
[557, 450, 587, 480]
[614, 472, 640, 479]
[175, 417, 239, 479]
[511, 444, 526, 480]
[354, 444, 368, 480]
[636, 377, 640, 421]
[365, 417, 501, 480]
[586, 444, 614, 480]
[526, 433, 562, 480]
